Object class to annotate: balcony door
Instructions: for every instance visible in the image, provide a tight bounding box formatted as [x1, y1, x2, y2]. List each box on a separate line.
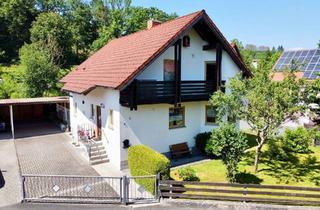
[164, 59, 175, 81]
[205, 62, 217, 81]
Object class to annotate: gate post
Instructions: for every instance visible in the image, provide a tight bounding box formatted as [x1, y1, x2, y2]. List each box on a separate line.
[156, 173, 161, 201]
[21, 176, 26, 202]
[122, 176, 129, 205]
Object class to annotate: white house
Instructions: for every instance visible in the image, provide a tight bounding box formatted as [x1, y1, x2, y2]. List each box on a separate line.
[61, 10, 250, 170]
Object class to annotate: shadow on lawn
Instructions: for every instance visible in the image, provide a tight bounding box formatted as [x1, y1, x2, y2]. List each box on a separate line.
[242, 150, 320, 186]
[235, 172, 263, 184]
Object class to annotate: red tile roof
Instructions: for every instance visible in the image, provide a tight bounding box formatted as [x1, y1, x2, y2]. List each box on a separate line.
[61, 10, 249, 94]
[272, 72, 304, 81]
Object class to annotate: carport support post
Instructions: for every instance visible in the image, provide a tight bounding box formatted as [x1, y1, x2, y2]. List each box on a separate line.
[9, 105, 14, 139]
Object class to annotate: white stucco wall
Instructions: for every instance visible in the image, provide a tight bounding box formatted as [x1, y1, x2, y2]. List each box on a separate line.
[68, 26, 242, 169]
[119, 102, 217, 160]
[136, 28, 241, 82]
[69, 88, 122, 170]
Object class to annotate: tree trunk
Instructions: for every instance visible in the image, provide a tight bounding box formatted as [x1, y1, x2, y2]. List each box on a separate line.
[254, 132, 265, 173]
[254, 144, 262, 173]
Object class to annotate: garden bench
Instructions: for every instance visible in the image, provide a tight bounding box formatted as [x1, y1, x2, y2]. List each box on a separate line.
[170, 142, 191, 159]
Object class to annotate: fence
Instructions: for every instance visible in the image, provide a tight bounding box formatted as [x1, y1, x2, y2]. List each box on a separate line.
[159, 180, 320, 206]
[22, 174, 158, 204]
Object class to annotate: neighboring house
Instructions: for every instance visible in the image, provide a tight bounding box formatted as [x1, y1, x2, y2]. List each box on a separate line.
[272, 49, 320, 130]
[273, 48, 320, 80]
[61, 10, 250, 170]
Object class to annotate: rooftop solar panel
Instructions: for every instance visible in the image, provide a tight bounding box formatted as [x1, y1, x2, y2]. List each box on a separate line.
[273, 49, 320, 79]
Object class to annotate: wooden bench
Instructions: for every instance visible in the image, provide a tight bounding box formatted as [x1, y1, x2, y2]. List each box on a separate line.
[170, 142, 191, 159]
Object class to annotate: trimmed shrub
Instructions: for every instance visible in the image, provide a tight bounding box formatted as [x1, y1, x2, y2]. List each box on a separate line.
[177, 167, 199, 181]
[128, 145, 170, 193]
[206, 123, 247, 183]
[194, 132, 211, 153]
[282, 127, 312, 153]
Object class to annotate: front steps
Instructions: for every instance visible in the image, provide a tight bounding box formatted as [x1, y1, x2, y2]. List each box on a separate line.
[89, 140, 109, 165]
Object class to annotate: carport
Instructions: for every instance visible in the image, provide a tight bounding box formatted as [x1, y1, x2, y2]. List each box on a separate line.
[0, 96, 69, 139]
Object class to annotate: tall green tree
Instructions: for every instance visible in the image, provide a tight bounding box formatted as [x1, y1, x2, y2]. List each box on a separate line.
[65, 0, 97, 61]
[210, 67, 305, 172]
[35, 0, 66, 13]
[30, 12, 73, 66]
[91, 0, 177, 51]
[91, 0, 131, 51]
[19, 43, 59, 97]
[126, 6, 177, 34]
[0, 0, 36, 62]
[318, 40, 320, 48]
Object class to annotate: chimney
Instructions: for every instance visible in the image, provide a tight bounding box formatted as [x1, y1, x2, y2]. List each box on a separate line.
[147, 19, 161, 29]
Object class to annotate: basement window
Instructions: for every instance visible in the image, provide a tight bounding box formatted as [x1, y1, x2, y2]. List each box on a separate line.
[169, 107, 185, 129]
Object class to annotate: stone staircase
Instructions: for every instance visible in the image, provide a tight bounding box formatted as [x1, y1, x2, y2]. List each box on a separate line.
[89, 140, 109, 165]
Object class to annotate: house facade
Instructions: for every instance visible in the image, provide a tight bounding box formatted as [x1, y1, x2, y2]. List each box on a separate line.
[61, 10, 250, 170]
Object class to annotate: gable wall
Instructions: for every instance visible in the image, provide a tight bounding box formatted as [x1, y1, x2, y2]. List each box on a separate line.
[136, 28, 241, 81]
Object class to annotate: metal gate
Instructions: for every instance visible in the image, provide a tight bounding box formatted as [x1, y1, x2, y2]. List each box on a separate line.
[22, 174, 159, 204]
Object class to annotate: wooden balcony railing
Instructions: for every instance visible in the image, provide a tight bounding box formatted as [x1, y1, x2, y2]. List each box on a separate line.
[120, 80, 217, 109]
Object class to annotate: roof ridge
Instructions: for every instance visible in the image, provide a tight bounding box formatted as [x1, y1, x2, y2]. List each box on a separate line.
[103, 10, 204, 45]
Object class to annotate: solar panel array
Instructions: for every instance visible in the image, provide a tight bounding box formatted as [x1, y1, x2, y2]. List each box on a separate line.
[273, 49, 320, 79]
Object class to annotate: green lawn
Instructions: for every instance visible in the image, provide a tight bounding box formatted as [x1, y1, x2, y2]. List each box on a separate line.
[171, 146, 320, 187]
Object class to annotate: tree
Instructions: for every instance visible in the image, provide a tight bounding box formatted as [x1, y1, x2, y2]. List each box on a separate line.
[91, 0, 177, 51]
[0, 0, 36, 62]
[30, 12, 73, 66]
[65, 0, 97, 61]
[318, 41, 320, 49]
[0, 65, 25, 99]
[211, 67, 305, 172]
[35, 0, 66, 13]
[91, 0, 131, 51]
[126, 6, 177, 34]
[206, 123, 247, 183]
[230, 39, 244, 50]
[19, 43, 59, 97]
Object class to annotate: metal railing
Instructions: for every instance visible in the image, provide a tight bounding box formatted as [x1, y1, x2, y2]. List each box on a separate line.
[120, 80, 216, 109]
[22, 174, 159, 204]
[22, 174, 122, 204]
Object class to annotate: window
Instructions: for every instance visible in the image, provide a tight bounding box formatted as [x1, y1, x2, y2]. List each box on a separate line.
[74, 102, 77, 117]
[90, 104, 95, 119]
[205, 105, 217, 124]
[169, 107, 185, 129]
[108, 109, 114, 129]
[164, 59, 175, 81]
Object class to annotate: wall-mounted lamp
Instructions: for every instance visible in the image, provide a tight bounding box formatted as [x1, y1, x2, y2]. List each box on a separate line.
[123, 139, 130, 149]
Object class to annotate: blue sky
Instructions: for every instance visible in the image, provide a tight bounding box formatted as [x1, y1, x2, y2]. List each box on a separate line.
[132, 0, 320, 50]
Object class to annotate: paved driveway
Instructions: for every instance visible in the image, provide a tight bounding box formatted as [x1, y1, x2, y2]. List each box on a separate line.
[15, 133, 98, 175]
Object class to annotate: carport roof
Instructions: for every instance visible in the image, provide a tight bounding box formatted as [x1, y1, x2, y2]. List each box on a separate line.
[0, 96, 69, 106]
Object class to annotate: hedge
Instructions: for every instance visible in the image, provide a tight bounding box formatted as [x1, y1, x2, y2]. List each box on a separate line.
[128, 145, 170, 194]
[194, 132, 211, 154]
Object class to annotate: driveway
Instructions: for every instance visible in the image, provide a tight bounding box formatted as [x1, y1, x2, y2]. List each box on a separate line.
[15, 132, 98, 175]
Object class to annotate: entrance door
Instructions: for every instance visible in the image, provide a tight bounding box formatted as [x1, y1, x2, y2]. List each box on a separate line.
[96, 106, 102, 140]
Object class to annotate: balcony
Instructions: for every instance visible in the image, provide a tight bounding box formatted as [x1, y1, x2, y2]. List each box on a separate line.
[120, 80, 217, 109]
